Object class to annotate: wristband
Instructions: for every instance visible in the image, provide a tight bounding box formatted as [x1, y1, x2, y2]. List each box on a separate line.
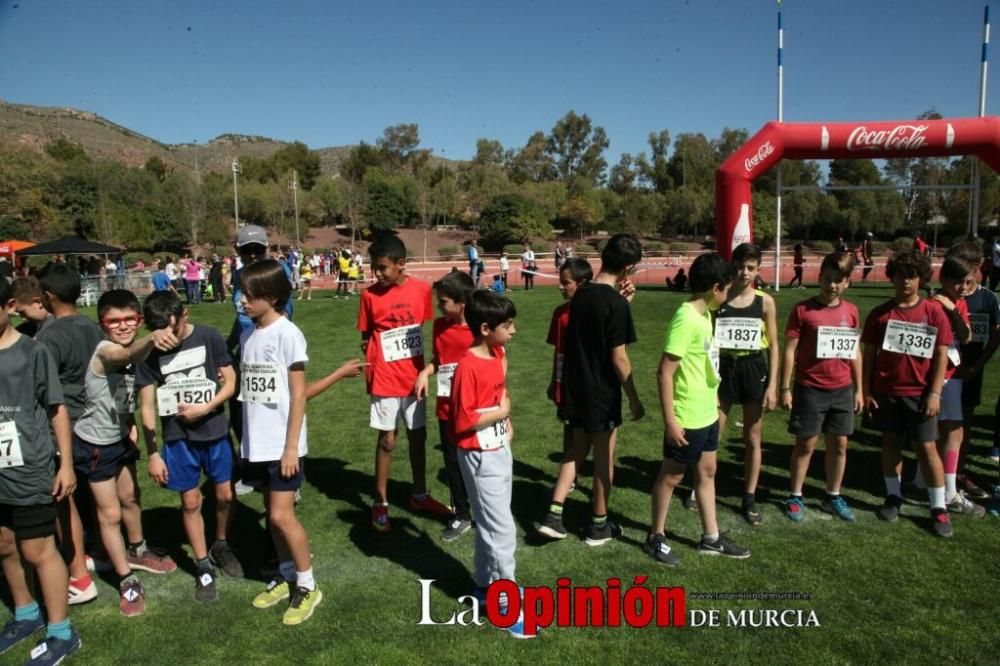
[780, 387, 791, 392]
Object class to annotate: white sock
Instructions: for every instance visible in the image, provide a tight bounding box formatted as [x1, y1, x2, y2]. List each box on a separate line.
[884, 476, 902, 498]
[791, 491, 803, 497]
[912, 466, 926, 489]
[944, 473, 957, 502]
[927, 486, 946, 510]
[278, 561, 296, 583]
[296, 568, 316, 592]
[689, 490, 696, 501]
[702, 532, 719, 543]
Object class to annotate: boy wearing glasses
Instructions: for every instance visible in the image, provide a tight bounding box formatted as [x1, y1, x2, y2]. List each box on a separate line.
[74, 290, 179, 617]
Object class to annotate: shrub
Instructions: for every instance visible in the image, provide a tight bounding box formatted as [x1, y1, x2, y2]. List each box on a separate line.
[891, 236, 914, 253]
[124, 252, 153, 267]
[503, 244, 525, 255]
[574, 243, 593, 255]
[643, 241, 666, 254]
[807, 240, 834, 253]
[669, 241, 698, 252]
[438, 244, 459, 259]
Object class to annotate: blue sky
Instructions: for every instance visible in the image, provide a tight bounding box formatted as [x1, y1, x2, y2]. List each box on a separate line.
[0, 0, 996, 161]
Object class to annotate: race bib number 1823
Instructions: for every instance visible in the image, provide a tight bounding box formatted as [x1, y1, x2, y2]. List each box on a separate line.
[381, 325, 424, 363]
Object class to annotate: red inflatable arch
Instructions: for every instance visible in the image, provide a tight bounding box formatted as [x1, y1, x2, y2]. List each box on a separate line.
[715, 117, 1000, 258]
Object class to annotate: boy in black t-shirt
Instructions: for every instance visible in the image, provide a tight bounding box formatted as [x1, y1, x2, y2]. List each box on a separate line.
[0, 278, 82, 663]
[538, 234, 645, 546]
[136, 291, 242, 603]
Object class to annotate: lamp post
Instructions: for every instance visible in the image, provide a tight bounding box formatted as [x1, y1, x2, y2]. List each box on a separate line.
[289, 170, 300, 246]
[232, 159, 242, 235]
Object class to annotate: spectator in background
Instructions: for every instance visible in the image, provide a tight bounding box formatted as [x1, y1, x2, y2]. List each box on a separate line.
[491, 273, 506, 294]
[861, 232, 875, 281]
[183, 254, 202, 304]
[555, 242, 566, 271]
[104, 256, 117, 291]
[0, 254, 12, 282]
[914, 231, 930, 256]
[671, 267, 687, 292]
[499, 252, 510, 291]
[788, 244, 804, 288]
[165, 255, 180, 291]
[209, 254, 225, 303]
[467, 240, 481, 287]
[837, 236, 849, 253]
[151, 261, 176, 294]
[521, 241, 536, 291]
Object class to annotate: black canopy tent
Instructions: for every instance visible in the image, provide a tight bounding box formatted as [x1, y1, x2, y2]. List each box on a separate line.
[15, 237, 122, 257]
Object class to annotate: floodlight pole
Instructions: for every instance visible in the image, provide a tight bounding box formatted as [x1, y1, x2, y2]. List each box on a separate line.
[290, 170, 300, 246]
[972, 4, 990, 239]
[232, 159, 242, 235]
[774, 4, 784, 292]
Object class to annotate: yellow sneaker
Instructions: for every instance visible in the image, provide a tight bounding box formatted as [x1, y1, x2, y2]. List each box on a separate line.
[253, 578, 290, 609]
[282, 587, 323, 625]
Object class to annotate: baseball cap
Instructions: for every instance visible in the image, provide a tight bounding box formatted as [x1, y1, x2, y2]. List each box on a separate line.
[236, 224, 268, 248]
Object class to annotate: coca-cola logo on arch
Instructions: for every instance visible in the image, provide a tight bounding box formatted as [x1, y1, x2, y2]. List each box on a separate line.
[846, 124, 929, 152]
[744, 142, 775, 173]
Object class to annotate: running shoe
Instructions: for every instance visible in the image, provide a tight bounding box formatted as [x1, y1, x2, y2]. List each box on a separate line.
[195, 571, 218, 604]
[67, 576, 98, 606]
[584, 520, 622, 547]
[742, 502, 763, 526]
[409, 494, 452, 519]
[371, 504, 391, 533]
[283, 587, 323, 626]
[947, 493, 986, 518]
[119, 577, 145, 618]
[784, 496, 806, 523]
[209, 541, 244, 578]
[233, 480, 256, 496]
[958, 475, 990, 501]
[821, 495, 856, 522]
[682, 490, 697, 511]
[441, 518, 472, 543]
[698, 534, 751, 559]
[536, 512, 567, 540]
[878, 495, 903, 522]
[126, 546, 177, 575]
[504, 614, 538, 639]
[644, 533, 680, 567]
[253, 577, 290, 609]
[932, 509, 954, 538]
[989, 446, 1000, 463]
[0, 616, 44, 655]
[24, 630, 82, 665]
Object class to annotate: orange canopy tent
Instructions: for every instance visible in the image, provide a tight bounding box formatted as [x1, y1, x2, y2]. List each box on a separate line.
[0, 240, 35, 255]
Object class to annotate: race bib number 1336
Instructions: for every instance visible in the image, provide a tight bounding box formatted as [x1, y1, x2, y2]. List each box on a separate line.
[882, 320, 937, 359]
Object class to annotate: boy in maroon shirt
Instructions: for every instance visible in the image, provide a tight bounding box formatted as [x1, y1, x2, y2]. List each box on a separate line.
[781, 252, 863, 523]
[861, 250, 954, 537]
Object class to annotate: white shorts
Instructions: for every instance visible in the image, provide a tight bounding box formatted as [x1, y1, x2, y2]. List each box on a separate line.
[370, 395, 426, 431]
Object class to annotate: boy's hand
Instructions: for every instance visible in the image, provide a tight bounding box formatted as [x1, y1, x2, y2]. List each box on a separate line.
[338, 359, 365, 380]
[150, 328, 180, 351]
[413, 372, 430, 400]
[280, 449, 299, 479]
[932, 294, 955, 312]
[854, 390, 864, 414]
[619, 278, 636, 303]
[665, 422, 688, 447]
[780, 390, 793, 411]
[148, 453, 169, 486]
[177, 402, 211, 423]
[922, 394, 941, 418]
[629, 397, 645, 421]
[51, 466, 76, 501]
[864, 395, 879, 416]
[763, 388, 777, 411]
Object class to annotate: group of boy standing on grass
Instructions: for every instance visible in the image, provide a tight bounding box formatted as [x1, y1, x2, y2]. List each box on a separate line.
[1, 224, 998, 655]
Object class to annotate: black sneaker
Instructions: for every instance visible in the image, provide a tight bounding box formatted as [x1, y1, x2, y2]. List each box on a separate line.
[210, 541, 244, 578]
[682, 491, 697, 511]
[742, 502, 763, 526]
[643, 533, 680, 567]
[536, 512, 567, 540]
[584, 520, 622, 547]
[195, 570, 218, 603]
[441, 518, 472, 543]
[698, 534, 751, 559]
[879, 495, 903, 522]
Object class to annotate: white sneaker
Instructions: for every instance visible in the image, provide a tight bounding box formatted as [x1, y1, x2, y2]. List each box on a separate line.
[234, 480, 256, 496]
[68, 578, 98, 605]
[947, 493, 986, 518]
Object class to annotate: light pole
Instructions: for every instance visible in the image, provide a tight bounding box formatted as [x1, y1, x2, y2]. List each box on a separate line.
[289, 170, 300, 246]
[232, 159, 242, 235]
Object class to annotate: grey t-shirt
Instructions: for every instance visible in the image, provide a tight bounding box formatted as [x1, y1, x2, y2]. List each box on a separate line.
[74, 341, 136, 446]
[135, 325, 232, 443]
[36, 315, 104, 423]
[0, 335, 63, 505]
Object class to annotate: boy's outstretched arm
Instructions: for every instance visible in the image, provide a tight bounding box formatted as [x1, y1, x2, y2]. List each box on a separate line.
[306, 359, 365, 400]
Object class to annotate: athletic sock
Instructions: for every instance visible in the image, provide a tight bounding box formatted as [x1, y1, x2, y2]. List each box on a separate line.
[943, 450, 959, 501]
[742, 492, 756, 509]
[278, 560, 297, 583]
[884, 475, 902, 498]
[702, 532, 719, 543]
[196, 557, 212, 574]
[944, 474, 958, 502]
[46, 618, 72, 641]
[69, 574, 92, 590]
[592, 514, 607, 527]
[127, 540, 147, 556]
[296, 568, 316, 592]
[548, 502, 564, 516]
[790, 491, 803, 497]
[14, 601, 40, 622]
[927, 486, 946, 511]
[825, 492, 840, 500]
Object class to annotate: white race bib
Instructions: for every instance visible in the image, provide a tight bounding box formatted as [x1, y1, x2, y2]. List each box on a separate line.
[381, 325, 424, 363]
[816, 326, 860, 360]
[0, 421, 24, 468]
[157, 378, 218, 416]
[475, 408, 509, 451]
[114, 375, 136, 414]
[715, 317, 762, 350]
[947, 345, 962, 367]
[240, 362, 280, 404]
[437, 363, 457, 398]
[882, 320, 937, 359]
[970, 313, 990, 344]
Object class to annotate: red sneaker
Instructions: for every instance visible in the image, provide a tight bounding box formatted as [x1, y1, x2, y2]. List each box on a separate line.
[126, 546, 177, 574]
[409, 494, 452, 519]
[371, 504, 391, 533]
[119, 577, 145, 617]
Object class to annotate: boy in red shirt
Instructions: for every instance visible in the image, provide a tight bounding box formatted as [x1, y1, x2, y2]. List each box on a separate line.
[861, 250, 954, 537]
[781, 252, 863, 523]
[450, 291, 532, 639]
[359, 236, 450, 532]
[413, 271, 477, 541]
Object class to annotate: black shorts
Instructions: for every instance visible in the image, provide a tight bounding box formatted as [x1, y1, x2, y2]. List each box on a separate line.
[663, 421, 720, 466]
[863, 394, 938, 443]
[718, 353, 769, 406]
[241, 458, 304, 492]
[788, 384, 855, 437]
[0, 502, 57, 539]
[339, 272, 350, 281]
[72, 435, 139, 483]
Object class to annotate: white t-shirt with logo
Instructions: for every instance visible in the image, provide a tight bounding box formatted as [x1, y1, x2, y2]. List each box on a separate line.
[239, 316, 309, 463]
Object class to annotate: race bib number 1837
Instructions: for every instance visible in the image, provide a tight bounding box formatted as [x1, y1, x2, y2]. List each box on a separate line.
[715, 317, 762, 351]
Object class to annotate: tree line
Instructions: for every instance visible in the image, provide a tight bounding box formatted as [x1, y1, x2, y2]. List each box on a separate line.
[2, 109, 998, 253]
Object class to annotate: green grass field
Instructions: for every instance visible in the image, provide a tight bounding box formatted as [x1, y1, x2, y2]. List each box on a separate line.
[23, 284, 1000, 665]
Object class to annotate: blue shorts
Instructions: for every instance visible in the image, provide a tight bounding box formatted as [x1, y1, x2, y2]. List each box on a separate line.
[937, 378, 964, 423]
[663, 421, 720, 466]
[162, 437, 234, 492]
[240, 458, 304, 492]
